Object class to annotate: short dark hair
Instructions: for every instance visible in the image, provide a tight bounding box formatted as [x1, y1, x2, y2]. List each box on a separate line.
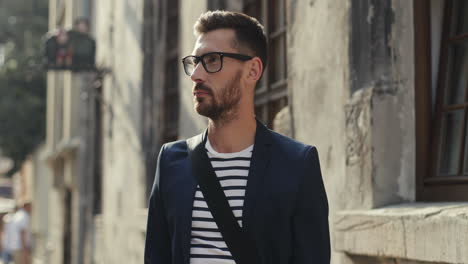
[194, 10, 267, 72]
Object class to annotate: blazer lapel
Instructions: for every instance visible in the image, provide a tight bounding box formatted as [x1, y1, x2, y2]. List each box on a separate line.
[242, 120, 273, 232]
[183, 130, 206, 264]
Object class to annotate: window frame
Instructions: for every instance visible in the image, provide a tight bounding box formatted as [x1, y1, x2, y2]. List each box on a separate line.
[162, 0, 180, 143]
[243, 0, 289, 128]
[415, 0, 468, 201]
[143, 0, 180, 199]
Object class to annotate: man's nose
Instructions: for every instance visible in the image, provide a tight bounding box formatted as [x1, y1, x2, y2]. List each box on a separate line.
[190, 62, 207, 83]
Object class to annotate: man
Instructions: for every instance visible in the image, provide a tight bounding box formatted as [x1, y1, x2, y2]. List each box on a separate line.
[1, 206, 17, 264]
[144, 11, 330, 264]
[12, 201, 32, 264]
[0, 202, 31, 264]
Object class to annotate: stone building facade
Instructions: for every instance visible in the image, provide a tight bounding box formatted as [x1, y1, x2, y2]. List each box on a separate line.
[43, 0, 102, 263]
[14, 145, 52, 264]
[39, 0, 468, 263]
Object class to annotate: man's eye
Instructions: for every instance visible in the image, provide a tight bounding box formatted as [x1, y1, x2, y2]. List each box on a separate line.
[204, 55, 219, 64]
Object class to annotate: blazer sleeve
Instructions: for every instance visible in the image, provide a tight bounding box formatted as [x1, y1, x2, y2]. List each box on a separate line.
[144, 145, 172, 264]
[292, 146, 331, 264]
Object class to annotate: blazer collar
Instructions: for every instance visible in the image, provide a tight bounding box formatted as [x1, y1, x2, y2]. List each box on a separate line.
[187, 119, 271, 145]
[243, 120, 272, 233]
[187, 119, 272, 150]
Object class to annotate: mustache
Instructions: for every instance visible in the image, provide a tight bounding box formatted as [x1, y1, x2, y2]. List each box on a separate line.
[194, 83, 213, 94]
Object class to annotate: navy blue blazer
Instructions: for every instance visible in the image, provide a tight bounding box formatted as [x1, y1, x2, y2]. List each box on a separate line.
[144, 121, 330, 264]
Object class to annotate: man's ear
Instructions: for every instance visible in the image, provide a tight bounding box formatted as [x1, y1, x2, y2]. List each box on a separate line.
[247, 57, 263, 82]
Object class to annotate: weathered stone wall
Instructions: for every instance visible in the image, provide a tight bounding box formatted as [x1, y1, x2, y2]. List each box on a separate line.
[30, 146, 52, 264]
[370, 0, 416, 206]
[335, 203, 468, 264]
[287, 0, 350, 262]
[288, 0, 419, 263]
[342, 0, 416, 210]
[45, 1, 94, 263]
[47, 186, 64, 264]
[332, 1, 455, 263]
[94, 0, 147, 262]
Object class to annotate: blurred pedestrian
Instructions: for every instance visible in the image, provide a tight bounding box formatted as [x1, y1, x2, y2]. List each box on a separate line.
[12, 201, 31, 264]
[1, 206, 17, 264]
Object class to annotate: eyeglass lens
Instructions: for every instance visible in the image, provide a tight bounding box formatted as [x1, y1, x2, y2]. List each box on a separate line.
[183, 53, 222, 76]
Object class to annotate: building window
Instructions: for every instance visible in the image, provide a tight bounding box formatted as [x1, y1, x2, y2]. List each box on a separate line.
[244, 0, 288, 128]
[162, 0, 180, 143]
[143, 0, 180, 198]
[416, 0, 468, 200]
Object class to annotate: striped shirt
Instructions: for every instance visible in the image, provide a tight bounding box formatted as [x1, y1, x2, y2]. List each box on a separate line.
[189, 139, 254, 264]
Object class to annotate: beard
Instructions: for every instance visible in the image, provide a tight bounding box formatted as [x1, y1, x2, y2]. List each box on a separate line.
[194, 71, 242, 123]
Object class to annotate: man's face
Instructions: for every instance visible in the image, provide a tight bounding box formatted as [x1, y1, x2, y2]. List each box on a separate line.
[190, 29, 246, 122]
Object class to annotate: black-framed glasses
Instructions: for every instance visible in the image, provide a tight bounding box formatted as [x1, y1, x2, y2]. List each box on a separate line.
[182, 52, 253, 76]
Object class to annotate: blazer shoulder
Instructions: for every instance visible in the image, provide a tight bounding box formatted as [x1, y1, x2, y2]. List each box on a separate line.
[163, 139, 187, 151]
[160, 139, 188, 161]
[160, 131, 205, 160]
[269, 130, 317, 160]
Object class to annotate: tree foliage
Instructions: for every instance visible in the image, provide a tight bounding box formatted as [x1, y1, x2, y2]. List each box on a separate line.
[0, 0, 48, 174]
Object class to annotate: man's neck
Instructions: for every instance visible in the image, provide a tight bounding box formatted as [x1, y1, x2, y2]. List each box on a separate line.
[207, 115, 256, 153]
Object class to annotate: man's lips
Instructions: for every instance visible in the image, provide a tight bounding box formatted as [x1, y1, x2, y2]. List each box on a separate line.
[193, 90, 211, 96]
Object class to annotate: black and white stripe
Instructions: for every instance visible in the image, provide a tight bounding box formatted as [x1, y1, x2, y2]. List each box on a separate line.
[189, 140, 253, 264]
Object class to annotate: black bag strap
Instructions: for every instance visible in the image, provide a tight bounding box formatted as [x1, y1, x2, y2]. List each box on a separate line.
[188, 136, 257, 264]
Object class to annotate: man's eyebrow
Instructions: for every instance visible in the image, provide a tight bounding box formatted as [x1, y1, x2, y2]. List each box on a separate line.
[193, 50, 215, 56]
